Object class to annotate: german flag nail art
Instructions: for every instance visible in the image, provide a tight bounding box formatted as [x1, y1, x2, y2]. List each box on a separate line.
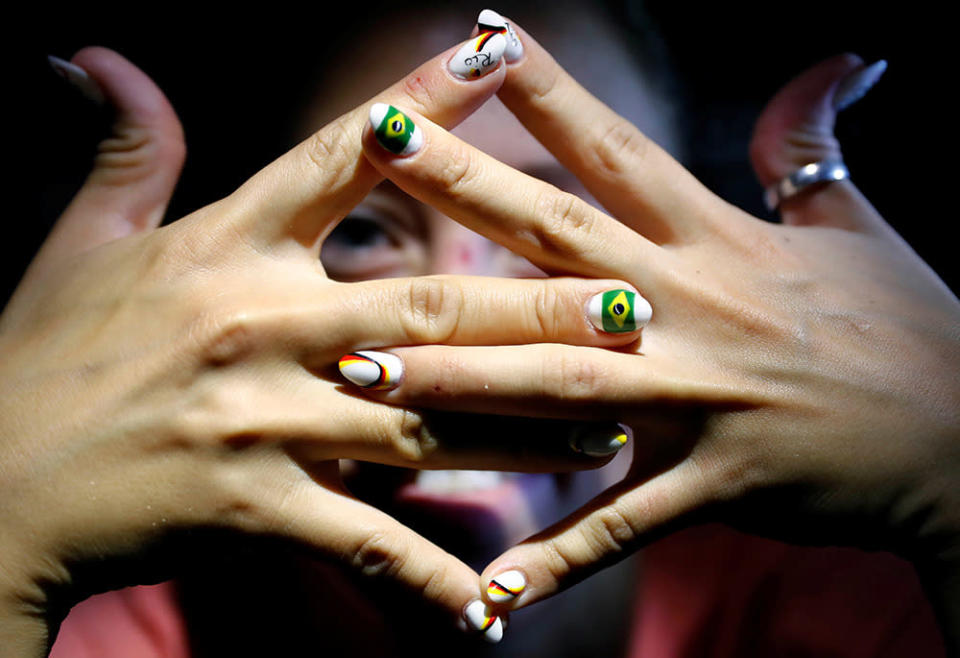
[448, 32, 507, 79]
[477, 9, 523, 62]
[369, 104, 422, 156]
[464, 600, 504, 643]
[588, 289, 652, 333]
[487, 570, 526, 604]
[338, 351, 403, 390]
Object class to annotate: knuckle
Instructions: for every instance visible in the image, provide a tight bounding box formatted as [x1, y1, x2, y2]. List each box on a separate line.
[193, 310, 265, 366]
[698, 440, 772, 503]
[527, 64, 563, 106]
[583, 506, 638, 556]
[538, 539, 576, 584]
[433, 145, 482, 197]
[417, 560, 451, 601]
[530, 190, 598, 260]
[402, 277, 464, 344]
[302, 119, 355, 191]
[93, 125, 154, 181]
[552, 352, 604, 401]
[174, 380, 257, 449]
[532, 280, 563, 339]
[386, 409, 438, 463]
[592, 119, 650, 175]
[351, 530, 407, 578]
[400, 74, 439, 113]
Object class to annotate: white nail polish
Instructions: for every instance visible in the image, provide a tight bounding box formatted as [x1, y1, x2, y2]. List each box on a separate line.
[477, 9, 523, 63]
[464, 600, 504, 643]
[833, 60, 887, 111]
[487, 570, 526, 604]
[48, 56, 105, 105]
[448, 32, 507, 79]
[587, 289, 651, 333]
[569, 425, 630, 457]
[338, 351, 404, 390]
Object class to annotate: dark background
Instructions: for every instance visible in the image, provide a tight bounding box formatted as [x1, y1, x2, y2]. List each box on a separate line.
[16, 1, 951, 307]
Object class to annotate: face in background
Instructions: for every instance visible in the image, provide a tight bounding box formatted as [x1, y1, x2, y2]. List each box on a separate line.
[179, 8, 683, 657]
[317, 6, 677, 651]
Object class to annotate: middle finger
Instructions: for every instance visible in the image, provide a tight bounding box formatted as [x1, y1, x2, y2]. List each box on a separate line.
[360, 105, 669, 284]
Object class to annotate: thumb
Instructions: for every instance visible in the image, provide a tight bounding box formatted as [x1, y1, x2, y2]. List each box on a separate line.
[34, 47, 185, 274]
[749, 54, 892, 234]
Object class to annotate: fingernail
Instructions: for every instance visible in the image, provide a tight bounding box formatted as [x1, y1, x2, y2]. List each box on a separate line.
[569, 424, 630, 457]
[338, 351, 404, 390]
[464, 600, 504, 643]
[833, 60, 887, 111]
[588, 289, 651, 333]
[448, 32, 507, 79]
[369, 104, 423, 156]
[477, 9, 523, 63]
[487, 570, 526, 604]
[48, 55, 105, 105]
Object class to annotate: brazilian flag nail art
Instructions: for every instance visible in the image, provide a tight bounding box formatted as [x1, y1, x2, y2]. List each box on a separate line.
[588, 289, 652, 333]
[369, 103, 423, 156]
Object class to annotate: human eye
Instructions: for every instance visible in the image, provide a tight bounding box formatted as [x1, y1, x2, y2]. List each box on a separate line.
[320, 199, 426, 281]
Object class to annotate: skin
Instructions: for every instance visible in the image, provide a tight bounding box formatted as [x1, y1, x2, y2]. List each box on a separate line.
[1, 43, 638, 655]
[353, 24, 960, 649]
[7, 14, 958, 658]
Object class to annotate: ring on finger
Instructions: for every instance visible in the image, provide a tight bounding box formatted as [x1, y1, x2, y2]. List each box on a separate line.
[764, 159, 850, 210]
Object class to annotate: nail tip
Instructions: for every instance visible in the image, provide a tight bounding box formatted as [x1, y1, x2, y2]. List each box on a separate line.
[833, 59, 888, 111]
[569, 425, 629, 457]
[487, 570, 526, 603]
[476, 8, 523, 62]
[338, 351, 403, 390]
[464, 600, 503, 643]
[369, 102, 388, 127]
[47, 55, 105, 104]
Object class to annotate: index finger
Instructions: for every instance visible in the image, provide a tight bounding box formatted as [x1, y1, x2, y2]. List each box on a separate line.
[224, 32, 509, 252]
[495, 18, 728, 246]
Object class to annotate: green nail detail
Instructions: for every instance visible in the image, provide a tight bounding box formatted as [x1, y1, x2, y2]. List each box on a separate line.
[374, 105, 417, 155]
[600, 289, 637, 332]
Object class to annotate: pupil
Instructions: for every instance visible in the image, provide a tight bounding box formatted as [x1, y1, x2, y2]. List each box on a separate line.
[613, 303, 625, 315]
[391, 120, 403, 132]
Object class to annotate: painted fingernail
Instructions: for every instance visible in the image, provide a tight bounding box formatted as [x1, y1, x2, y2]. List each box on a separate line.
[338, 351, 404, 391]
[448, 32, 507, 79]
[48, 55, 105, 105]
[477, 9, 523, 63]
[464, 600, 504, 643]
[369, 103, 423, 156]
[569, 424, 630, 457]
[588, 289, 651, 333]
[487, 570, 526, 604]
[833, 60, 887, 111]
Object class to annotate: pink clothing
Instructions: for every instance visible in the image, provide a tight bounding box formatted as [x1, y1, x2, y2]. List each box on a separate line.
[630, 525, 945, 657]
[51, 527, 944, 657]
[50, 583, 188, 658]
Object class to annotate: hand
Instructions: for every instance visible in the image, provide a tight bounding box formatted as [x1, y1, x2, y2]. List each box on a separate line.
[1, 45, 642, 653]
[354, 24, 960, 639]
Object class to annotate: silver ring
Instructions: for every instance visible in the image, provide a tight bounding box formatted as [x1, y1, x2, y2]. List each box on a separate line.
[764, 159, 850, 211]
